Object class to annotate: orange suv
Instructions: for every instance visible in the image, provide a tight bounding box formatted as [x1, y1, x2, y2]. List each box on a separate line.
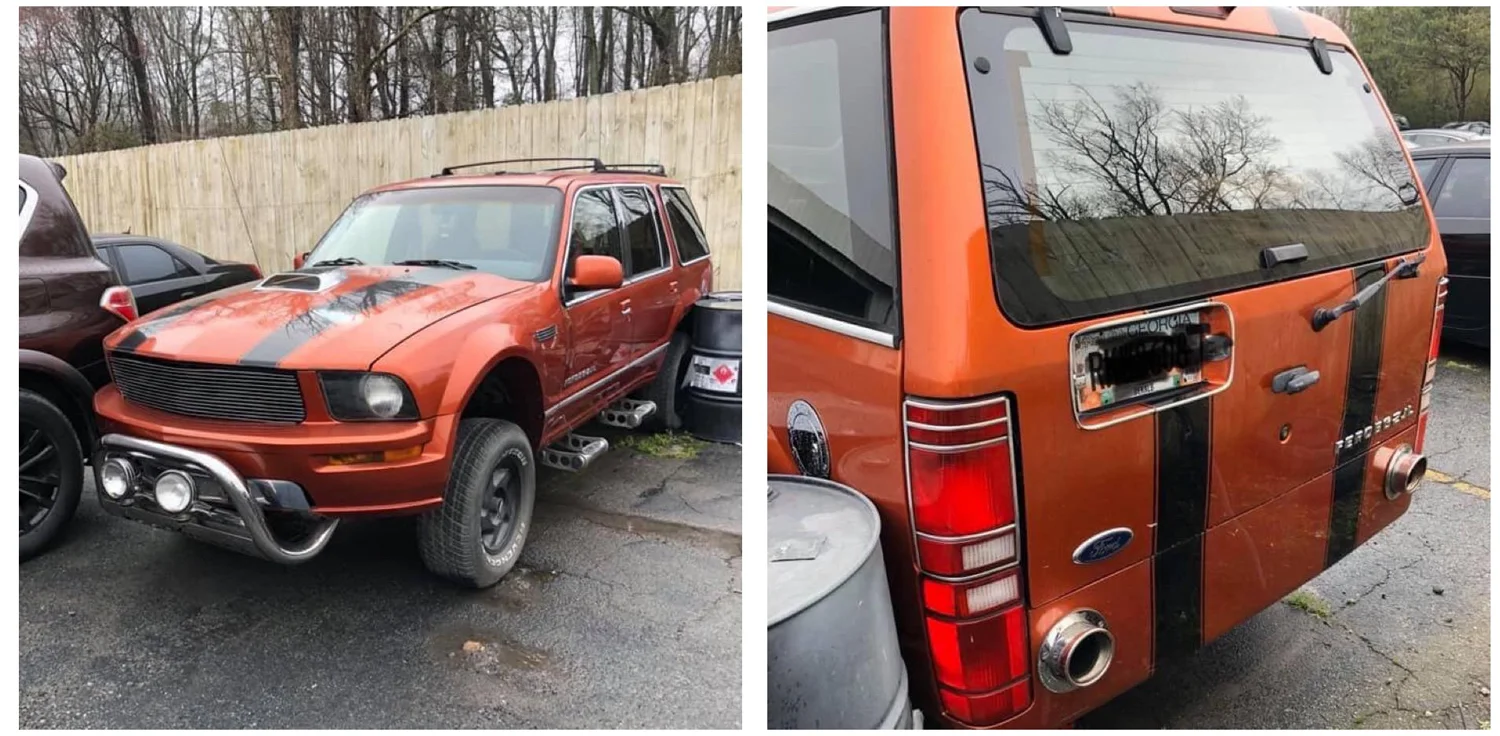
[93, 158, 713, 587]
[769, 7, 1446, 728]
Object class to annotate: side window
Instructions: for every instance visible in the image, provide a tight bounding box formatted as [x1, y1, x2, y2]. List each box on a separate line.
[769, 10, 899, 333]
[618, 187, 664, 277]
[97, 245, 119, 273]
[1412, 158, 1442, 190]
[1433, 157, 1490, 219]
[567, 188, 624, 280]
[663, 188, 711, 263]
[116, 244, 195, 284]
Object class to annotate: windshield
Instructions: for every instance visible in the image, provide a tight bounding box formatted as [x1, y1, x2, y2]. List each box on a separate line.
[961, 10, 1430, 326]
[306, 185, 563, 281]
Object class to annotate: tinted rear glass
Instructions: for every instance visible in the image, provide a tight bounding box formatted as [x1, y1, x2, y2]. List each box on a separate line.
[960, 10, 1429, 326]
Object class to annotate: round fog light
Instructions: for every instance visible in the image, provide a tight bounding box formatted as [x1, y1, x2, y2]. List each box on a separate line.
[153, 470, 195, 514]
[100, 458, 135, 499]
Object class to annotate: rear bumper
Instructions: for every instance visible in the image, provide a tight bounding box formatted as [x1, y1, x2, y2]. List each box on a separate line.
[94, 384, 454, 514]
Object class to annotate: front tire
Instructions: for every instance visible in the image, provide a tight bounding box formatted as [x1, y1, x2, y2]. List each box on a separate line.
[20, 389, 84, 561]
[418, 419, 536, 588]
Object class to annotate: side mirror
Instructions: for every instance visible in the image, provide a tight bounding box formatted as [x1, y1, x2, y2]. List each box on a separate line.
[568, 255, 624, 291]
[293, 252, 310, 269]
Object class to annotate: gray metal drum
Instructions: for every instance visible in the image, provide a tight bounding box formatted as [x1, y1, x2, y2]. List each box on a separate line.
[768, 474, 913, 729]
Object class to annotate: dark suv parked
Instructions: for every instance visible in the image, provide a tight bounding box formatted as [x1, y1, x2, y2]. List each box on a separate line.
[20, 154, 137, 559]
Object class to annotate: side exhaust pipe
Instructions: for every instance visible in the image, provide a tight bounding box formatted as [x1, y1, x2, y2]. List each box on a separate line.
[1376, 443, 1426, 500]
[1038, 609, 1115, 694]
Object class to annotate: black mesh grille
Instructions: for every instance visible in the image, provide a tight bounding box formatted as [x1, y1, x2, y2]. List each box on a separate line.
[109, 352, 306, 423]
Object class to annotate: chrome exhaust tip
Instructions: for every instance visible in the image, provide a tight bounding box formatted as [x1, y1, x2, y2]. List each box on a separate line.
[1038, 609, 1115, 694]
[1377, 444, 1427, 500]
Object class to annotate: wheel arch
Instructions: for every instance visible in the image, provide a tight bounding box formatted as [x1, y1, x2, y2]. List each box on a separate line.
[19, 349, 98, 453]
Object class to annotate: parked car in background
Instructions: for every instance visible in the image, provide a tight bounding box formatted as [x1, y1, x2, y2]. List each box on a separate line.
[1411, 140, 1490, 348]
[19, 154, 137, 560]
[92, 234, 262, 315]
[1442, 121, 1490, 136]
[1401, 128, 1484, 148]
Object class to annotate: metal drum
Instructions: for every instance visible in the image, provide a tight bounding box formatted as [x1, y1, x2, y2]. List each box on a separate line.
[685, 291, 742, 444]
[768, 475, 915, 729]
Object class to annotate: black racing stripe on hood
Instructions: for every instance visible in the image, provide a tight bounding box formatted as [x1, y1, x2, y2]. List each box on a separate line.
[1326, 265, 1388, 568]
[1153, 398, 1211, 666]
[238, 268, 468, 368]
[112, 299, 212, 353]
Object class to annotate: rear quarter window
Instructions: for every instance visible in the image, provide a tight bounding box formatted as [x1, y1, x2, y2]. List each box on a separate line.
[961, 10, 1430, 326]
[769, 9, 899, 334]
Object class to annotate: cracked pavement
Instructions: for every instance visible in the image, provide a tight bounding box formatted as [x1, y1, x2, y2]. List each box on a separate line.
[20, 429, 742, 729]
[1082, 344, 1490, 729]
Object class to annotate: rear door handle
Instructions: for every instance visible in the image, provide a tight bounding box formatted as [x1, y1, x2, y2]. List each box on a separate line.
[619, 299, 632, 315]
[668, 280, 680, 294]
[1272, 366, 1320, 394]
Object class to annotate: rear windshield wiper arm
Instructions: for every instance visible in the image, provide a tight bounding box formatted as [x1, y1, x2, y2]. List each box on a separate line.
[310, 257, 364, 267]
[392, 259, 477, 270]
[1311, 254, 1425, 331]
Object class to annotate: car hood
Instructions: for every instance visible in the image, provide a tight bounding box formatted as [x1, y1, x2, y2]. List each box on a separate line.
[106, 266, 531, 370]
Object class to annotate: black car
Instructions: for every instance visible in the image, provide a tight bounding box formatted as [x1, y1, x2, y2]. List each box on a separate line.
[1411, 140, 1490, 348]
[91, 235, 262, 314]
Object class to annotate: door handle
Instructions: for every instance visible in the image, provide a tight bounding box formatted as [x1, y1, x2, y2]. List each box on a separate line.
[1272, 366, 1320, 394]
[180, 290, 198, 299]
[668, 280, 679, 293]
[619, 299, 632, 315]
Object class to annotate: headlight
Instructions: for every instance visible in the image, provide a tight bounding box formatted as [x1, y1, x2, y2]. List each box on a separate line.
[319, 372, 419, 421]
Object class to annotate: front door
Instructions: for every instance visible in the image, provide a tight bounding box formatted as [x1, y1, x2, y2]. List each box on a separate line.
[556, 186, 631, 426]
[1427, 154, 1490, 344]
[111, 241, 204, 314]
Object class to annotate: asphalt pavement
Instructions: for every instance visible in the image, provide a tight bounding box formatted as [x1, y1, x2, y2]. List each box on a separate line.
[1082, 343, 1490, 729]
[19, 430, 742, 729]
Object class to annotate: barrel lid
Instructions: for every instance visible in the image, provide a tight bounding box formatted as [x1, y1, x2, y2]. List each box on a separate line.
[767, 474, 881, 626]
[696, 291, 743, 311]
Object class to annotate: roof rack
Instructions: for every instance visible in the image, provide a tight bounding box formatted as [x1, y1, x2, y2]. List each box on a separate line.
[434, 158, 668, 177]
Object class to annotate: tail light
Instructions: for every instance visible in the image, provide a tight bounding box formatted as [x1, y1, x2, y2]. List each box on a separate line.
[100, 286, 138, 323]
[906, 395, 1031, 726]
[1416, 277, 1446, 453]
[249, 264, 263, 279]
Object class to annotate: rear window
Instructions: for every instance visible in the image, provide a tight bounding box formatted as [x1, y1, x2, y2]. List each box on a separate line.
[961, 10, 1430, 326]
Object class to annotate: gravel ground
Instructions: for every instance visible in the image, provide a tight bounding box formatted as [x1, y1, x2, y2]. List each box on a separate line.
[19, 431, 742, 729]
[1082, 344, 1490, 729]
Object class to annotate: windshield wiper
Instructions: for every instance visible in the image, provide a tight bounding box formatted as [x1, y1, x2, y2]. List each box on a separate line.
[1311, 254, 1425, 331]
[393, 259, 477, 270]
[310, 257, 364, 267]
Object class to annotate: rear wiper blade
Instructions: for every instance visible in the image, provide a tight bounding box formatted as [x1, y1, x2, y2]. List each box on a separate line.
[1311, 254, 1426, 331]
[310, 257, 364, 267]
[392, 259, 477, 270]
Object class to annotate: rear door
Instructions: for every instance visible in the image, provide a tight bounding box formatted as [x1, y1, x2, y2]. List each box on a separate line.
[1426, 154, 1490, 343]
[934, 7, 1445, 650]
[612, 185, 677, 358]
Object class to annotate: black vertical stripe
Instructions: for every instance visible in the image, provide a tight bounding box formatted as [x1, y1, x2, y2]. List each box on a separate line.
[1153, 398, 1211, 665]
[1326, 266, 1388, 567]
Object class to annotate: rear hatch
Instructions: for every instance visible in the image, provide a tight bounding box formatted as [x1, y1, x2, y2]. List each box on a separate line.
[937, 3, 1443, 682]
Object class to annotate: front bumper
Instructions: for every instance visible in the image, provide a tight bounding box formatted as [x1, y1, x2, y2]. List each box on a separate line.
[94, 384, 454, 513]
[96, 434, 338, 564]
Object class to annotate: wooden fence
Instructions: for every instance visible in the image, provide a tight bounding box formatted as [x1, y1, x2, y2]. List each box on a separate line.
[56, 75, 742, 289]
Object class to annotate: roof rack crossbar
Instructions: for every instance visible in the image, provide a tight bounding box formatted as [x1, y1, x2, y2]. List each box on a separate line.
[436, 157, 605, 177]
[599, 163, 668, 176]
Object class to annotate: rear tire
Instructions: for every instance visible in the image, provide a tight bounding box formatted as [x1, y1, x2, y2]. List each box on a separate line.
[20, 389, 84, 561]
[637, 331, 691, 432]
[418, 419, 535, 588]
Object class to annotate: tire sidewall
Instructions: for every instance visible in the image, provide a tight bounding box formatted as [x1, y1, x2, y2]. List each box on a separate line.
[478, 442, 535, 576]
[19, 390, 84, 560]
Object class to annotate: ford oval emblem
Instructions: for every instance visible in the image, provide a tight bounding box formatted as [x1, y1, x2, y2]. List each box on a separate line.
[1072, 528, 1133, 565]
